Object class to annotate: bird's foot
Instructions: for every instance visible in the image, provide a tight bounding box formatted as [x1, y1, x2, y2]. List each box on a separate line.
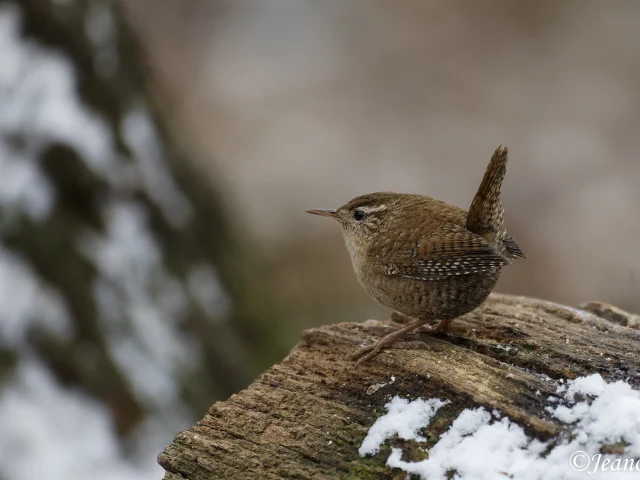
[350, 340, 430, 365]
[351, 318, 428, 364]
[350, 343, 384, 365]
[428, 319, 469, 336]
[430, 318, 454, 333]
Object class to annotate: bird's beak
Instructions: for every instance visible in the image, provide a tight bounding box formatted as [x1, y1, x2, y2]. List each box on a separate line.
[305, 209, 338, 219]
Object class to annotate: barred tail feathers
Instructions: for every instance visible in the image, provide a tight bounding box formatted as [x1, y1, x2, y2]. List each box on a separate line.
[466, 146, 508, 246]
[467, 146, 525, 259]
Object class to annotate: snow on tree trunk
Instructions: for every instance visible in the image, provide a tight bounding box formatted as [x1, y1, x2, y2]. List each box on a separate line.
[0, 1, 287, 478]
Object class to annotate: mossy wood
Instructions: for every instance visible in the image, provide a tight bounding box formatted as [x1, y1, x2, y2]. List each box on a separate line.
[159, 293, 640, 479]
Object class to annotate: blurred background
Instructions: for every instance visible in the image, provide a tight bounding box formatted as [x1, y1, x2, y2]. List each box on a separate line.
[1, 0, 639, 478]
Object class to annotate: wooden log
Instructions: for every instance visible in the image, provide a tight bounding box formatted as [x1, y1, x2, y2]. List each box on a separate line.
[158, 293, 640, 479]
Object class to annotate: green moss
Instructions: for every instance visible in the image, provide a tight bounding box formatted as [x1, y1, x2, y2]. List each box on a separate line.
[345, 453, 395, 480]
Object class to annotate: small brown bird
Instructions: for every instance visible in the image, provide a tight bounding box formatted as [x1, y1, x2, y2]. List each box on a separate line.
[306, 146, 524, 363]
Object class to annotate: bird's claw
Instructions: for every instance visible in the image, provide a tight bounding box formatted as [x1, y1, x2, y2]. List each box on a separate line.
[350, 344, 379, 365]
[350, 339, 430, 365]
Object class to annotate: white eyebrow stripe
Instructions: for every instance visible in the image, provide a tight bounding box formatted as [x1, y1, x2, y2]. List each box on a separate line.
[360, 204, 388, 214]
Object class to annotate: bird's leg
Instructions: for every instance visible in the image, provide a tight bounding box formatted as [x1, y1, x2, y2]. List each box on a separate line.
[430, 318, 453, 332]
[395, 316, 464, 334]
[391, 311, 431, 332]
[351, 318, 428, 364]
[429, 318, 469, 336]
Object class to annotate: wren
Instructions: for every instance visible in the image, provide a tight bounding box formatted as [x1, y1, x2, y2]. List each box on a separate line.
[306, 146, 525, 363]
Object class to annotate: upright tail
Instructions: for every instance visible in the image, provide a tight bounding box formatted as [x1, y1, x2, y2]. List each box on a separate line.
[467, 146, 525, 259]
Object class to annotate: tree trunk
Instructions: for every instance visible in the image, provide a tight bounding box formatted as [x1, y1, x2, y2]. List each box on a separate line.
[0, 0, 287, 442]
[158, 293, 640, 479]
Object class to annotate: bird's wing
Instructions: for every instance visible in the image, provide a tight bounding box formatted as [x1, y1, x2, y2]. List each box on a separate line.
[503, 232, 526, 259]
[375, 223, 508, 281]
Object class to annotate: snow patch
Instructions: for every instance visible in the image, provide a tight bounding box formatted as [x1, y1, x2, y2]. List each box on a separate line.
[187, 265, 231, 318]
[121, 106, 193, 227]
[0, 358, 160, 480]
[0, 4, 119, 181]
[0, 142, 53, 221]
[360, 374, 640, 479]
[84, 2, 119, 78]
[0, 245, 71, 345]
[79, 201, 199, 408]
[0, 5, 191, 228]
[551, 375, 640, 456]
[358, 396, 450, 456]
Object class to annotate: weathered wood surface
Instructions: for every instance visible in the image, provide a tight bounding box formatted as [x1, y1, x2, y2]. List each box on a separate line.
[158, 293, 640, 479]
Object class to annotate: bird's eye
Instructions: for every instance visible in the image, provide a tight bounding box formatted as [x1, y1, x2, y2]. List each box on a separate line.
[354, 210, 365, 221]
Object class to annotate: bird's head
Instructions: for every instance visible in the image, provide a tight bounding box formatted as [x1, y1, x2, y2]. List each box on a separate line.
[306, 192, 400, 257]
